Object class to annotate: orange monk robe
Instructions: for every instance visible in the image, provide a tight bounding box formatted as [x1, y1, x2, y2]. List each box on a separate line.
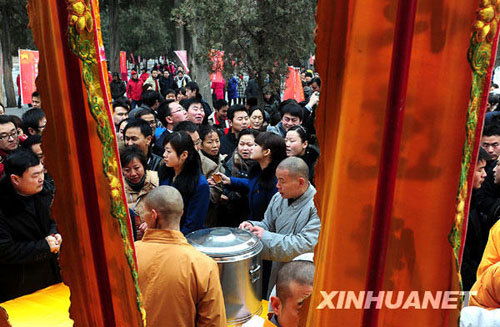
[135, 229, 226, 327]
[469, 220, 500, 308]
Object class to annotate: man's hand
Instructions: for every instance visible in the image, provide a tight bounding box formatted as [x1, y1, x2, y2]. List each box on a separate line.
[239, 221, 253, 230]
[250, 226, 265, 239]
[53, 233, 62, 245]
[307, 92, 320, 108]
[45, 235, 60, 253]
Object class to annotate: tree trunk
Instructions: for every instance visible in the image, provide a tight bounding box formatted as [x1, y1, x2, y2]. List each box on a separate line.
[189, 29, 212, 107]
[0, 41, 4, 104]
[109, 0, 120, 73]
[1, 7, 16, 108]
[174, 0, 185, 50]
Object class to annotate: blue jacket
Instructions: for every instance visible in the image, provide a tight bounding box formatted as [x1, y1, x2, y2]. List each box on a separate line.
[230, 175, 278, 221]
[160, 174, 210, 235]
[227, 76, 238, 99]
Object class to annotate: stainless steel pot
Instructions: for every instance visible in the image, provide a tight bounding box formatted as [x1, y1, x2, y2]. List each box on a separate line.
[187, 227, 263, 326]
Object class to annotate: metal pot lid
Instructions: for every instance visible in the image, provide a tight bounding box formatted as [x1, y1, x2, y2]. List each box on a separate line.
[186, 227, 263, 258]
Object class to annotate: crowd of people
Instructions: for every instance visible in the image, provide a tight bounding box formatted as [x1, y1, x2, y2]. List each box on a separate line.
[460, 85, 500, 324]
[0, 64, 323, 327]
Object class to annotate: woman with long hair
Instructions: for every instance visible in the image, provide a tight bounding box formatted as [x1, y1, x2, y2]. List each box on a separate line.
[120, 145, 159, 239]
[285, 125, 319, 184]
[159, 131, 209, 234]
[213, 131, 286, 221]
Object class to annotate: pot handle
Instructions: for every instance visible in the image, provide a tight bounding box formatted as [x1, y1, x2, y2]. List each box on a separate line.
[249, 264, 261, 284]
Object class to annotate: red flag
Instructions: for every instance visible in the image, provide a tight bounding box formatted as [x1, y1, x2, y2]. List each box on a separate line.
[174, 50, 189, 74]
[283, 67, 305, 102]
[19, 49, 40, 104]
[209, 49, 224, 83]
[120, 51, 128, 81]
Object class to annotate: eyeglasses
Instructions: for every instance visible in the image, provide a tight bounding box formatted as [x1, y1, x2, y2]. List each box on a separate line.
[170, 108, 186, 115]
[193, 139, 202, 146]
[0, 130, 18, 141]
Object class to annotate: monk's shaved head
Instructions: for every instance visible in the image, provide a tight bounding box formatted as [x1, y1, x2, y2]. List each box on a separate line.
[144, 186, 183, 224]
[277, 156, 309, 179]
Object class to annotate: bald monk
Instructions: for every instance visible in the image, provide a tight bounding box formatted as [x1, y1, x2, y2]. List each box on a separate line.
[239, 157, 321, 296]
[135, 186, 226, 327]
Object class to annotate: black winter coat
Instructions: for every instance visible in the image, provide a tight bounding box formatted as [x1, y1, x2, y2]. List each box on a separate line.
[0, 178, 61, 301]
[110, 80, 126, 100]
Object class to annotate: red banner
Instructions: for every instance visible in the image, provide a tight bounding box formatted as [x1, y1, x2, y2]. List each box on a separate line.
[120, 51, 128, 81]
[282, 66, 305, 102]
[174, 50, 189, 74]
[209, 49, 224, 83]
[19, 49, 40, 105]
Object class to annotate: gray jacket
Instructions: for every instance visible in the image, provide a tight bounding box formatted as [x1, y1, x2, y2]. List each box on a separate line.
[250, 184, 320, 295]
[266, 122, 286, 138]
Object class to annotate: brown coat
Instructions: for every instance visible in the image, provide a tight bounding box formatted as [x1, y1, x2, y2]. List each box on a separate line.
[124, 170, 159, 219]
[135, 229, 226, 327]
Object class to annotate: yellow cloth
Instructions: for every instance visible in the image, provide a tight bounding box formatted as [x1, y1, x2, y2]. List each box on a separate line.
[469, 221, 500, 308]
[476, 220, 500, 279]
[0, 283, 73, 327]
[0, 284, 268, 326]
[135, 229, 226, 327]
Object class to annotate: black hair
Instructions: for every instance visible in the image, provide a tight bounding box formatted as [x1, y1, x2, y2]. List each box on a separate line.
[157, 99, 177, 126]
[22, 134, 42, 150]
[181, 97, 202, 111]
[249, 106, 265, 118]
[141, 90, 160, 107]
[251, 132, 287, 190]
[172, 121, 199, 140]
[0, 115, 13, 126]
[478, 147, 492, 162]
[32, 91, 40, 98]
[227, 104, 248, 121]
[4, 148, 40, 178]
[483, 123, 500, 137]
[310, 76, 321, 87]
[237, 128, 259, 142]
[176, 87, 186, 96]
[247, 97, 258, 107]
[185, 81, 202, 100]
[151, 68, 158, 72]
[214, 99, 228, 110]
[117, 117, 132, 132]
[287, 125, 309, 143]
[123, 118, 153, 138]
[305, 72, 313, 78]
[160, 131, 201, 199]
[120, 145, 147, 169]
[21, 108, 46, 134]
[136, 107, 156, 120]
[199, 125, 219, 142]
[281, 102, 304, 121]
[165, 88, 176, 96]
[113, 99, 130, 111]
[9, 115, 22, 129]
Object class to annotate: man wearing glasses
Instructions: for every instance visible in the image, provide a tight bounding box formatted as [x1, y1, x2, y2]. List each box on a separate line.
[153, 99, 188, 156]
[0, 116, 20, 178]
